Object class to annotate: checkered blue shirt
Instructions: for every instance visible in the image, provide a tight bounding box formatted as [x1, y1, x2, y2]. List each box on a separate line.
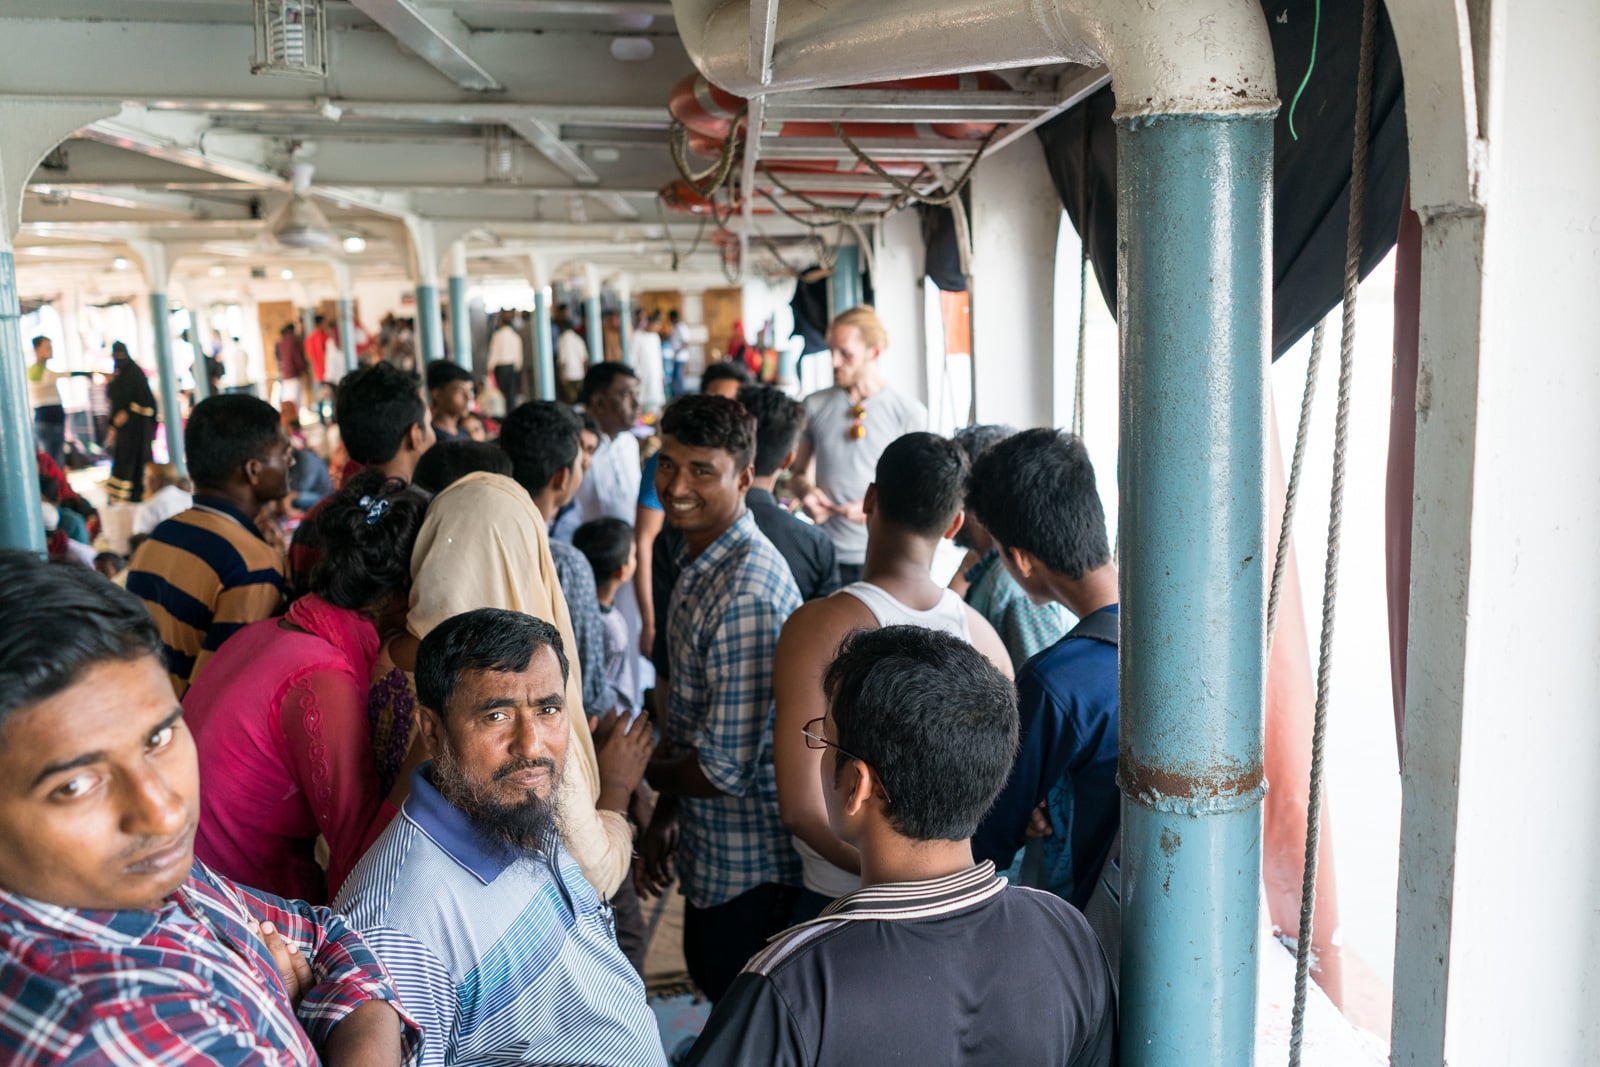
[667, 511, 803, 907]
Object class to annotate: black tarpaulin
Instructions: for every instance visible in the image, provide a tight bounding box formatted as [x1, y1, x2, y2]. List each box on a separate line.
[1038, 0, 1409, 359]
[789, 267, 875, 355]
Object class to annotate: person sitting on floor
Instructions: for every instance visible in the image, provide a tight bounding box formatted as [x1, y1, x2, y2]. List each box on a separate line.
[0, 552, 420, 1066]
[336, 608, 662, 1067]
[685, 625, 1118, 1067]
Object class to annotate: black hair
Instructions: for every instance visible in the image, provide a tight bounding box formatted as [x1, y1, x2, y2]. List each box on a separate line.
[426, 359, 473, 392]
[572, 518, 634, 586]
[736, 383, 806, 478]
[660, 394, 756, 469]
[873, 432, 968, 539]
[416, 608, 569, 719]
[31, 336, 47, 351]
[701, 361, 751, 392]
[412, 440, 513, 495]
[280, 322, 298, 336]
[310, 470, 430, 611]
[668, 309, 680, 323]
[578, 361, 638, 405]
[823, 625, 1018, 841]
[965, 428, 1110, 578]
[334, 362, 426, 465]
[952, 423, 1016, 465]
[498, 401, 580, 495]
[39, 473, 60, 504]
[0, 550, 164, 729]
[184, 394, 282, 488]
[577, 410, 601, 439]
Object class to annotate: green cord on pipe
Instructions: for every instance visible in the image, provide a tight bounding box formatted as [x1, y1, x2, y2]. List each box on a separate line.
[1287, 0, 1322, 141]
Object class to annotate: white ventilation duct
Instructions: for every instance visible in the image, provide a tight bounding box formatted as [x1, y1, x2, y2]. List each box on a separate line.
[670, 0, 1274, 117]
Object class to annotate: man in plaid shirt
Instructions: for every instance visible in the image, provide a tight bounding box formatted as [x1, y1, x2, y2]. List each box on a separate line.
[0, 552, 420, 1066]
[637, 395, 804, 1004]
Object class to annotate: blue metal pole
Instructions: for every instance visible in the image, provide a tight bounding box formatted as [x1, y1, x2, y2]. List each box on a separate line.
[585, 292, 604, 365]
[1117, 112, 1272, 1066]
[449, 273, 472, 373]
[415, 283, 444, 365]
[0, 249, 46, 553]
[533, 286, 555, 401]
[150, 292, 187, 478]
[337, 298, 358, 374]
[828, 245, 863, 314]
[618, 297, 632, 365]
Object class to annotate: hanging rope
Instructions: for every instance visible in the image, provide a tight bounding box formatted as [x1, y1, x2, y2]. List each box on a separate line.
[668, 113, 746, 199]
[831, 122, 998, 207]
[1071, 116, 1091, 439]
[1287, 0, 1377, 1059]
[1266, 318, 1327, 654]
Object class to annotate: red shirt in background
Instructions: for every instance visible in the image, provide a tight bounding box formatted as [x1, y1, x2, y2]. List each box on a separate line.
[305, 328, 329, 382]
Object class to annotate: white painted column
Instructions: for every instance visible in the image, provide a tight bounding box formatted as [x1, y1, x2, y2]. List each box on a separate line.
[968, 136, 1061, 429]
[1390, 2, 1600, 1064]
[681, 288, 706, 376]
[871, 210, 929, 410]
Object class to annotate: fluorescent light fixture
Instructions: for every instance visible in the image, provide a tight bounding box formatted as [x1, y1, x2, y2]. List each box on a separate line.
[610, 36, 655, 62]
[280, 268, 295, 280]
[208, 264, 227, 277]
[112, 257, 130, 271]
[342, 234, 367, 254]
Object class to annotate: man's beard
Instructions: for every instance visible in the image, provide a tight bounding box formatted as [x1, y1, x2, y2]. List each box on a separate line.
[430, 744, 564, 857]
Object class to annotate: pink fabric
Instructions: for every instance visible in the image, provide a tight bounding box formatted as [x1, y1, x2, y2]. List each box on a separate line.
[187, 594, 397, 904]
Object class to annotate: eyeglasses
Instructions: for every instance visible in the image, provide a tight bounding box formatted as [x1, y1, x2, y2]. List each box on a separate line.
[802, 716, 890, 805]
[848, 402, 867, 440]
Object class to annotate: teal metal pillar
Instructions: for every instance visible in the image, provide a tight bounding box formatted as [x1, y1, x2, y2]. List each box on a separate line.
[416, 283, 444, 364]
[585, 292, 604, 365]
[828, 245, 863, 314]
[618, 297, 632, 365]
[449, 273, 472, 373]
[1117, 112, 1272, 1065]
[337, 298, 358, 373]
[150, 292, 187, 478]
[533, 286, 556, 401]
[189, 306, 212, 402]
[0, 249, 45, 553]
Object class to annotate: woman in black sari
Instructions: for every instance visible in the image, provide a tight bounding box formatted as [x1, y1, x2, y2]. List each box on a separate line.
[105, 341, 158, 504]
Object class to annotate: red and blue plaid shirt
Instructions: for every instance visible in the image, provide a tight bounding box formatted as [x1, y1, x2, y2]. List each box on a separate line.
[0, 861, 421, 1065]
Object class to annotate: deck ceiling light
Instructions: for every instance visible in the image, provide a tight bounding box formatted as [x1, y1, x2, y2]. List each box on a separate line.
[342, 234, 368, 254]
[610, 36, 655, 62]
[253, 0, 329, 79]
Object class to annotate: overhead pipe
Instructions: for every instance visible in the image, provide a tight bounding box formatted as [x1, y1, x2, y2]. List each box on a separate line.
[668, 2, 1279, 1064]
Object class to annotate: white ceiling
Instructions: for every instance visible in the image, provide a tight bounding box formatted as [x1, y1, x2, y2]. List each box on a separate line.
[1, 0, 1102, 295]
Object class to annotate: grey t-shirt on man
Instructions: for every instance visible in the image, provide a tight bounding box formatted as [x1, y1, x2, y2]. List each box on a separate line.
[801, 385, 928, 566]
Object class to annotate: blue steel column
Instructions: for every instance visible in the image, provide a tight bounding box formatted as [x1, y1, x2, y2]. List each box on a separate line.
[0, 250, 45, 553]
[415, 284, 444, 364]
[337, 298, 358, 374]
[1117, 112, 1272, 1065]
[828, 245, 863, 314]
[585, 292, 604, 365]
[618, 298, 632, 365]
[150, 292, 187, 478]
[533, 286, 556, 401]
[449, 273, 472, 373]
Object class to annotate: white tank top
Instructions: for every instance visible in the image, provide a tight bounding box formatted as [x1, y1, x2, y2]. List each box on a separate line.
[794, 581, 975, 898]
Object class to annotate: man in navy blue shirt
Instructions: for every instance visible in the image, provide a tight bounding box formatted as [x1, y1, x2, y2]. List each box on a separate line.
[967, 429, 1120, 911]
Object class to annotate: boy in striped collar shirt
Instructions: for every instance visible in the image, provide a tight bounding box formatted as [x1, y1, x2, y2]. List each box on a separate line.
[685, 626, 1118, 1067]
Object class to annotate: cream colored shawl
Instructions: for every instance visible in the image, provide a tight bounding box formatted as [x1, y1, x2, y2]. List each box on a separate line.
[407, 471, 630, 896]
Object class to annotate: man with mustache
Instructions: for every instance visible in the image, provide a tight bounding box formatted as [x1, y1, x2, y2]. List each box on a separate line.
[0, 552, 419, 1066]
[335, 608, 664, 1067]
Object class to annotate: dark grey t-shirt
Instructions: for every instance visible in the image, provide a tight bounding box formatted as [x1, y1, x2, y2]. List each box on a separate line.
[802, 385, 928, 565]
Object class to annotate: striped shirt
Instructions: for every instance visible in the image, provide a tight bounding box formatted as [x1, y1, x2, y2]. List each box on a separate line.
[666, 511, 804, 908]
[0, 861, 420, 1067]
[686, 863, 1118, 1066]
[127, 496, 287, 697]
[334, 765, 666, 1067]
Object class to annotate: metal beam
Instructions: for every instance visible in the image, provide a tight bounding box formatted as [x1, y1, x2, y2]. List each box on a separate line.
[505, 117, 599, 185]
[346, 0, 502, 92]
[750, 0, 779, 86]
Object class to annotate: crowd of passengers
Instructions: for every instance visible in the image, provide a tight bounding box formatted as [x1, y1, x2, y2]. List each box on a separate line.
[0, 305, 1119, 1065]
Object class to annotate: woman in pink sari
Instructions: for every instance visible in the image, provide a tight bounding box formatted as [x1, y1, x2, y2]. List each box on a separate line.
[186, 471, 429, 903]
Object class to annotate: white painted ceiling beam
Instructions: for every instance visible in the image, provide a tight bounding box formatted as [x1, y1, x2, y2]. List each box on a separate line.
[505, 118, 599, 185]
[346, 0, 503, 92]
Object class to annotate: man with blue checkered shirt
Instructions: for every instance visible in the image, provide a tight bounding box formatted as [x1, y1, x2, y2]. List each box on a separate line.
[636, 394, 805, 1003]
